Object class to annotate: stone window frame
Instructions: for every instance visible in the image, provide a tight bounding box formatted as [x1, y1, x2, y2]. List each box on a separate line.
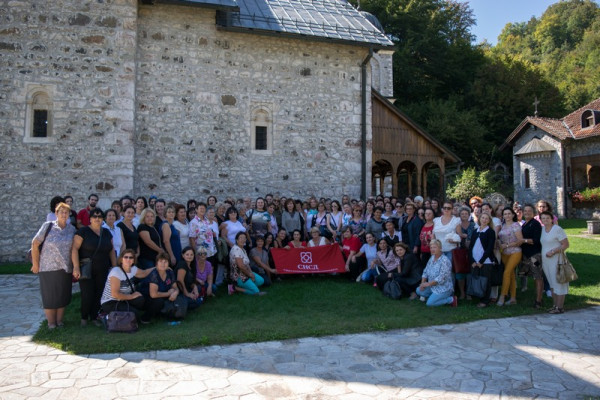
[581, 110, 596, 128]
[24, 84, 55, 143]
[524, 168, 531, 189]
[250, 105, 273, 155]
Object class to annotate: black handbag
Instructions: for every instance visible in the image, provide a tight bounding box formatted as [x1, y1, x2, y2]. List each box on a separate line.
[467, 267, 488, 298]
[160, 294, 188, 319]
[79, 229, 103, 280]
[106, 304, 138, 333]
[383, 279, 402, 299]
[489, 261, 504, 287]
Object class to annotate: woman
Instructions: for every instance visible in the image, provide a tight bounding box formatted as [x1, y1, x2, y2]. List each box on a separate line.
[310, 202, 329, 239]
[431, 198, 441, 217]
[326, 200, 343, 242]
[187, 207, 196, 224]
[175, 246, 203, 309]
[416, 239, 457, 307]
[281, 198, 302, 240]
[391, 242, 422, 299]
[103, 209, 125, 258]
[190, 203, 216, 259]
[382, 220, 401, 248]
[220, 207, 247, 248]
[356, 233, 378, 283]
[468, 213, 498, 307]
[250, 235, 277, 286]
[247, 197, 270, 243]
[118, 206, 139, 257]
[134, 196, 147, 228]
[63, 195, 78, 227]
[230, 232, 265, 295]
[215, 203, 227, 226]
[137, 208, 163, 271]
[266, 203, 279, 237]
[139, 253, 180, 321]
[340, 226, 363, 281]
[497, 207, 523, 306]
[454, 207, 475, 299]
[540, 211, 570, 314]
[535, 200, 559, 225]
[31, 202, 76, 329]
[196, 248, 216, 297]
[401, 203, 423, 255]
[382, 202, 394, 222]
[432, 201, 461, 261]
[366, 207, 385, 240]
[100, 249, 154, 319]
[72, 208, 116, 326]
[263, 232, 275, 251]
[170, 204, 189, 252]
[274, 228, 289, 248]
[348, 205, 366, 239]
[305, 197, 318, 238]
[285, 229, 306, 249]
[521, 204, 544, 309]
[207, 195, 217, 207]
[162, 205, 182, 266]
[418, 209, 435, 267]
[308, 226, 329, 247]
[46, 196, 64, 222]
[372, 238, 401, 290]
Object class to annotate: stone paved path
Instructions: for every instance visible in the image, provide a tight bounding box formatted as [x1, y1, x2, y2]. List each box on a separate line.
[1, 275, 599, 399]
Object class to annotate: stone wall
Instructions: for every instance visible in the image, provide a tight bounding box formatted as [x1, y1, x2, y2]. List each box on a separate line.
[0, 0, 138, 261]
[133, 4, 370, 201]
[512, 127, 565, 216]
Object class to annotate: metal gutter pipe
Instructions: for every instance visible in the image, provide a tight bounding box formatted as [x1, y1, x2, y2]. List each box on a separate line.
[360, 47, 373, 200]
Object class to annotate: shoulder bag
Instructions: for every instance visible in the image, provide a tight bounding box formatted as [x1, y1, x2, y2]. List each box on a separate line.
[556, 250, 577, 284]
[105, 266, 138, 333]
[27, 222, 53, 262]
[467, 266, 488, 299]
[383, 279, 402, 299]
[79, 228, 103, 280]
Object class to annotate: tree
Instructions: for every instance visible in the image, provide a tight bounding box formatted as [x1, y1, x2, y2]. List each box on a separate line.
[446, 167, 500, 202]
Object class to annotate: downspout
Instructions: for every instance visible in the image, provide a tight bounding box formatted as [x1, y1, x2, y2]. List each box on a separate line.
[360, 47, 373, 200]
[561, 142, 568, 218]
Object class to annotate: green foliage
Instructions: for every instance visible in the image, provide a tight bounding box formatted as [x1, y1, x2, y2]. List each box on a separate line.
[445, 167, 500, 202]
[570, 187, 600, 202]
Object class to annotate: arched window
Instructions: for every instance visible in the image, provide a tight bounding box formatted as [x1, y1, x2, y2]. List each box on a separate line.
[24, 86, 54, 143]
[524, 169, 530, 189]
[250, 106, 273, 154]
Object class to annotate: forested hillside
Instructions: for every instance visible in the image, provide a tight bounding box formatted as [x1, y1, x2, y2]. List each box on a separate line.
[353, 0, 600, 168]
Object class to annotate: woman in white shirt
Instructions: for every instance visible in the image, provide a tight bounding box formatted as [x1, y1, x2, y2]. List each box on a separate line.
[432, 201, 461, 261]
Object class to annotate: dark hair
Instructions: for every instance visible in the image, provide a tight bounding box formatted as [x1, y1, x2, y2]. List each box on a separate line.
[291, 229, 303, 238]
[111, 200, 122, 209]
[50, 196, 64, 213]
[226, 206, 238, 219]
[235, 231, 247, 242]
[255, 235, 265, 243]
[174, 204, 186, 217]
[64, 195, 73, 202]
[523, 203, 536, 215]
[373, 206, 384, 213]
[539, 210, 554, 220]
[263, 232, 274, 247]
[105, 209, 118, 219]
[136, 196, 148, 208]
[481, 202, 492, 210]
[181, 246, 197, 276]
[123, 205, 135, 213]
[255, 197, 266, 211]
[89, 208, 104, 218]
[155, 198, 166, 206]
[196, 202, 207, 209]
[187, 199, 196, 209]
[118, 249, 137, 266]
[206, 195, 217, 204]
[88, 193, 99, 200]
[394, 242, 409, 254]
[502, 206, 517, 223]
[155, 252, 170, 263]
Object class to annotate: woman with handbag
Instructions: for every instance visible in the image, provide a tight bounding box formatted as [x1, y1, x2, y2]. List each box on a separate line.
[31, 202, 76, 329]
[468, 213, 497, 308]
[72, 208, 116, 326]
[100, 249, 154, 320]
[540, 211, 570, 314]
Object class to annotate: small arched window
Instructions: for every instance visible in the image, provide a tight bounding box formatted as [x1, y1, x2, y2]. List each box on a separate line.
[250, 106, 273, 155]
[524, 168, 531, 189]
[24, 85, 54, 143]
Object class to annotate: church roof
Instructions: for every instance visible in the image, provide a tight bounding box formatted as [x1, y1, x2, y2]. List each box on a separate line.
[216, 0, 394, 48]
[149, 0, 239, 11]
[514, 138, 556, 155]
[501, 97, 600, 150]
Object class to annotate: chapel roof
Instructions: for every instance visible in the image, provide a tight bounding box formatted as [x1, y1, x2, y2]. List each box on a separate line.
[501, 97, 600, 150]
[513, 137, 556, 155]
[217, 0, 394, 48]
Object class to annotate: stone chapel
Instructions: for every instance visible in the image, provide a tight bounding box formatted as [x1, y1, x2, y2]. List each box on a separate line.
[0, 0, 458, 261]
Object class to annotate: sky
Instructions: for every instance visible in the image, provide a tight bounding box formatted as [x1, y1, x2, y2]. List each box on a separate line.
[457, 0, 568, 45]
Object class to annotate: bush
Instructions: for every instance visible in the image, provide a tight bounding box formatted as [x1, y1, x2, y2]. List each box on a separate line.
[446, 167, 500, 202]
[570, 187, 600, 203]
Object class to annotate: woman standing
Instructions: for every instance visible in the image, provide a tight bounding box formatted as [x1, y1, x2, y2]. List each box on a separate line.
[348, 205, 366, 239]
[137, 208, 163, 270]
[162, 205, 182, 265]
[433, 202, 461, 261]
[401, 203, 423, 255]
[190, 203, 217, 260]
[341, 226, 363, 281]
[103, 209, 125, 258]
[220, 207, 248, 249]
[72, 208, 116, 326]
[230, 232, 265, 295]
[134, 196, 147, 228]
[326, 200, 343, 242]
[118, 206, 139, 257]
[31, 202, 76, 329]
[454, 207, 475, 299]
[521, 204, 544, 308]
[418, 209, 435, 267]
[540, 211, 570, 314]
[468, 213, 497, 308]
[366, 207, 385, 240]
[497, 207, 523, 306]
[172, 204, 190, 252]
[416, 239, 457, 307]
[281, 199, 302, 240]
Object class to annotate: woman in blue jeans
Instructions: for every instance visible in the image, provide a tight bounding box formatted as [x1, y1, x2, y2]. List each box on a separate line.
[416, 239, 457, 307]
[229, 232, 266, 295]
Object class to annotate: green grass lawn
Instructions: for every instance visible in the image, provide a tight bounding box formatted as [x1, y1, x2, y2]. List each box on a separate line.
[19, 219, 600, 354]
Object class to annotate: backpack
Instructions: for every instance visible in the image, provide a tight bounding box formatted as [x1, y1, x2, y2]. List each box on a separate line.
[383, 279, 402, 299]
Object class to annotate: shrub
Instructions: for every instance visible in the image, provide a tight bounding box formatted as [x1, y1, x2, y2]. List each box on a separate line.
[570, 187, 600, 203]
[446, 167, 500, 202]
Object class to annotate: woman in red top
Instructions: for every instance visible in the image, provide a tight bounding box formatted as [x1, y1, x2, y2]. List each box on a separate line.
[418, 209, 435, 268]
[285, 229, 306, 249]
[340, 225, 363, 281]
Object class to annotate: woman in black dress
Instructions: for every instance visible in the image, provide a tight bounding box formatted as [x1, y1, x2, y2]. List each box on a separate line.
[72, 208, 116, 326]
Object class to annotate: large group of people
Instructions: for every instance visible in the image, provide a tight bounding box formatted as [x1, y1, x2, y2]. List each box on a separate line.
[31, 191, 571, 330]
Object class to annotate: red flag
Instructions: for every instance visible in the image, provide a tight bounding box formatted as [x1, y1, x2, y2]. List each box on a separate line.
[271, 244, 346, 274]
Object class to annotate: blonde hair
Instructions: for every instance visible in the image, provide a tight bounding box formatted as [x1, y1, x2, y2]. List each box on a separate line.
[54, 202, 71, 214]
[479, 212, 495, 230]
[139, 207, 156, 226]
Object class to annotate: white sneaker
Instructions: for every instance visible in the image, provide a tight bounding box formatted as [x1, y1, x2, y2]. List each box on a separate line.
[419, 296, 426, 302]
[356, 273, 362, 283]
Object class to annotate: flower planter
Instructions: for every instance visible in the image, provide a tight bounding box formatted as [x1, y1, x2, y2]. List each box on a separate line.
[588, 220, 600, 235]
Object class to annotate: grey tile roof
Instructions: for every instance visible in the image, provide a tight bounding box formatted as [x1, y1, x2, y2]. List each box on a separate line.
[218, 0, 394, 47]
[155, 0, 239, 11]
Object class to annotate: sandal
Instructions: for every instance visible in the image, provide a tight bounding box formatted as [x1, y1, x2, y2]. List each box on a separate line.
[547, 305, 557, 312]
[549, 307, 564, 314]
[506, 299, 517, 306]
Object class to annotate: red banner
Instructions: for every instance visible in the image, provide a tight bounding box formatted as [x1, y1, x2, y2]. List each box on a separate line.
[271, 244, 346, 274]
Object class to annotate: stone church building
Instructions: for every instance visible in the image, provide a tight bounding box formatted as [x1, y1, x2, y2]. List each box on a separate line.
[502, 98, 600, 218]
[0, 0, 458, 261]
